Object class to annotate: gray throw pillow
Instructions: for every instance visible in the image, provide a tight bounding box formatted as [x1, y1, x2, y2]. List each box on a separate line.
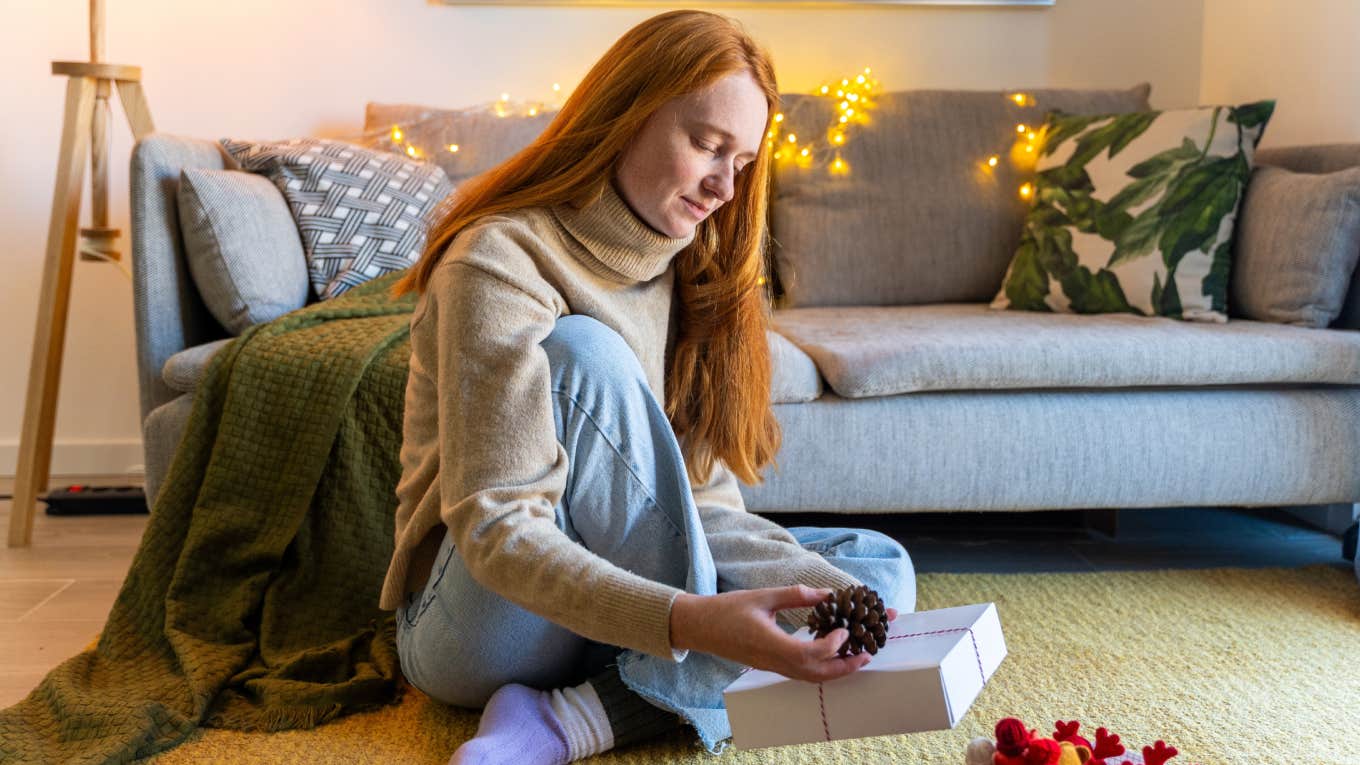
[769, 84, 1153, 308]
[221, 136, 454, 300]
[1230, 164, 1360, 327]
[176, 168, 310, 334]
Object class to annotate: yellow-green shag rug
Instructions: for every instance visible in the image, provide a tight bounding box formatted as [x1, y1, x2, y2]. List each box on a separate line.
[140, 565, 1360, 765]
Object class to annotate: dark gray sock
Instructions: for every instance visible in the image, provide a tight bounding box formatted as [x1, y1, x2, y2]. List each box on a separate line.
[587, 663, 683, 749]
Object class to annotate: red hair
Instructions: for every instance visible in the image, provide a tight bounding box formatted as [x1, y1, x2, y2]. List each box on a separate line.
[389, 10, 782, 486]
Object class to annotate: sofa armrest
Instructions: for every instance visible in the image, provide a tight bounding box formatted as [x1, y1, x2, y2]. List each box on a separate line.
[1253, 142, 1360, 331]
[130, 133, 232, 422]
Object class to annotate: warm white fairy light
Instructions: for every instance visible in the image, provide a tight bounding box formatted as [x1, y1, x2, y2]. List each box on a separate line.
[382, 83, 567, 158]
[769, 66, 879, 175]
[978, 92, 1046, 200]
[381, 70, 882, 180]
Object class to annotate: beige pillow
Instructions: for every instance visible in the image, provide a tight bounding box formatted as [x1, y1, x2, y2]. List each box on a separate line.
[1230, 164, 1360, 327]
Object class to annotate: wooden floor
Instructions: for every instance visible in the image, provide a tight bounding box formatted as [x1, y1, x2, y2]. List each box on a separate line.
[0, 474, 147, 708]
[0, 474, 1350, 709]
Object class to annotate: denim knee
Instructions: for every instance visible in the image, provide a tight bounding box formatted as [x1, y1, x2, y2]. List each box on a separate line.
[796, 526, 917, 614]
[860, 529, 917, 613]
[541, 315, 648, 391]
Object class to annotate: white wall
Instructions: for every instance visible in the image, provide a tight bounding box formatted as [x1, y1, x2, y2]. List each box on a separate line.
[1, 0, 1206, 478]
[1201, 0, 1360, 148]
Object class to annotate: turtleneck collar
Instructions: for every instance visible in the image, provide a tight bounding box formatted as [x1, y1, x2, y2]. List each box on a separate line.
[550, 177, 696, 283]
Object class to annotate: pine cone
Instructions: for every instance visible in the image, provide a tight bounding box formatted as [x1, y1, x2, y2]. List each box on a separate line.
[805, 584, 889, 657]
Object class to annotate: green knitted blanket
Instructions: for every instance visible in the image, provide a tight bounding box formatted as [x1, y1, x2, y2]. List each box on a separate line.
[0, 271, 419, 764]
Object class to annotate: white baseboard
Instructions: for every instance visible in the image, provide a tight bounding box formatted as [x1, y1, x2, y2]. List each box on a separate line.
[0, 438, 145, 481]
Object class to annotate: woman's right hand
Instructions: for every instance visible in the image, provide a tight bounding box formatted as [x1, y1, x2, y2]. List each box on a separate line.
[668, 585, 893, 684]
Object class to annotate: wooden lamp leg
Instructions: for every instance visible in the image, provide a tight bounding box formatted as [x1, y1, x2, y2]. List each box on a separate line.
[8, 76, 96, 547]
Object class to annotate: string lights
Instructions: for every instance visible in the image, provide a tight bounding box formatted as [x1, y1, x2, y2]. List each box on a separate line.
[382, 83, 566, 160]
[769, 66, 878, 176]
[375, 77, 1044, 200]
[986, 91, 1048, 201]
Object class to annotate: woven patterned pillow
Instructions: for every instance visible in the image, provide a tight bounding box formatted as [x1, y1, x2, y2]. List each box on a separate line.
[221, 136, 453, 300]
[990, 100, 1275, 322]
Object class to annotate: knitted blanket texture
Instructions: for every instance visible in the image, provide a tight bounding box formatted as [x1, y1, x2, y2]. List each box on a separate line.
[0, 271, 418, 764]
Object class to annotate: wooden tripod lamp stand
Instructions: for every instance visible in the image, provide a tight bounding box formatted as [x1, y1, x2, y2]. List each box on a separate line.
[8, 0, 155, 547]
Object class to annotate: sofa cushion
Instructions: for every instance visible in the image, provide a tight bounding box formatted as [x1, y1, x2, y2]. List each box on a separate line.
[990, 100, 1276, 323]
[221, 136, 453, 301]
[1229, 164, 1360, 328]
[769, 84, 1152, 309]
[363, 102, 559, 187]
[177, 168, 312, 334]
[772, 303, 1360, 399]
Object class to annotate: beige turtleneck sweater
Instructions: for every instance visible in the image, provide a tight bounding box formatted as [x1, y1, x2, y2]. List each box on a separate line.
[379, 178, 860, 662]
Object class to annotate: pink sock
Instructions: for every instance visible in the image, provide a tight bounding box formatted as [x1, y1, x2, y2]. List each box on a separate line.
[449, 684, 570, 765]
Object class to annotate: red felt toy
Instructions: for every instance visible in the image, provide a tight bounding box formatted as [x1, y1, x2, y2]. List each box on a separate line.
[965, 717, 1184, 765]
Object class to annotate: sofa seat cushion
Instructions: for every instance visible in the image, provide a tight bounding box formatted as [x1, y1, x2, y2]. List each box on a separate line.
[773, 303, 1360, 399]
[162, 332, 823, 403]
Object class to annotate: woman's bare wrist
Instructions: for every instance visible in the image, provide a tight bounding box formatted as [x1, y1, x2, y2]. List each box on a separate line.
[669, 592, 702, 651]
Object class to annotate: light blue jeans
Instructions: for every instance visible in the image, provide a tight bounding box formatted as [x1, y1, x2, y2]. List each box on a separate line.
[395, 315, 917, 755]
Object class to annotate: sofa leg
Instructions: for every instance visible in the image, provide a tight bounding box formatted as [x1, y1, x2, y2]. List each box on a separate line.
[1083, 509, 1119, 538]
[1277, 503, 1359, 536]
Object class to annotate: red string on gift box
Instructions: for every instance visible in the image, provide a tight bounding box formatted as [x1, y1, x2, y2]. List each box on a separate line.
[810, 626, 984, 740]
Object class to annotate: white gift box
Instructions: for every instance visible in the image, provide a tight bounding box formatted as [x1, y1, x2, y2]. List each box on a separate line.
[723, 602, 1007, 750]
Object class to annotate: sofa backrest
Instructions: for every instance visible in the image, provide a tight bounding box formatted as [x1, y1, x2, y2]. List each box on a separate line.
[767, 84, 1152, 309]
[363, 102, 559, 187]
[1253, 143, 1360, 330]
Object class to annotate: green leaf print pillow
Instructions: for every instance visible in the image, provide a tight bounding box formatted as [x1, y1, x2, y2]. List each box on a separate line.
[990, 100, 1275, 322]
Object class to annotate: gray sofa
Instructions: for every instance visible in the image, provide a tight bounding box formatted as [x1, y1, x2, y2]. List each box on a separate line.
[130, 88, 1360, 538]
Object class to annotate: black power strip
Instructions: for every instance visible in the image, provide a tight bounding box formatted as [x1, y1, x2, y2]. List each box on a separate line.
[41, 485, 148, 516]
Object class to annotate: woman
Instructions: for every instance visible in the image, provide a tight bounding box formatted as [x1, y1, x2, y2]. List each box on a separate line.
[381, 10, 916, 763]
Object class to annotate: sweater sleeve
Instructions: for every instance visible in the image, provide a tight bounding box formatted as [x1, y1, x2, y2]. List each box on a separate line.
[423, 255, 688, 662]
[688, 452, 862, 631]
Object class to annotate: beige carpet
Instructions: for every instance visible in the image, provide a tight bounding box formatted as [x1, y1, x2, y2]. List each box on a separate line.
[140, 565, 1360, 764]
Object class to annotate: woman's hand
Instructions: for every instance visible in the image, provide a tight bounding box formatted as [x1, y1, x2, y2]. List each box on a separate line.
[668, 585, 898, 684]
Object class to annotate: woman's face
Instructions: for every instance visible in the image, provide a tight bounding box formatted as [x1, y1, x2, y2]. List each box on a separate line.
[614, 70, 768, 238]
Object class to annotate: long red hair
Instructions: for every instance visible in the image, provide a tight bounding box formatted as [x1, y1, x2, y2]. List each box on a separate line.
[389, 10, 782, 486]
